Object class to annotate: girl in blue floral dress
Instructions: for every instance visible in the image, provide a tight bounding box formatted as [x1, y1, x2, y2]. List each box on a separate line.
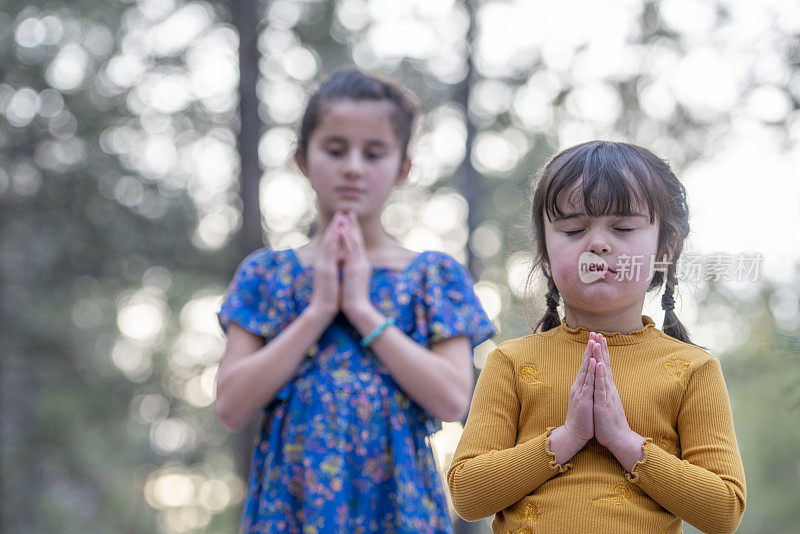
[215, 69, 494, 533]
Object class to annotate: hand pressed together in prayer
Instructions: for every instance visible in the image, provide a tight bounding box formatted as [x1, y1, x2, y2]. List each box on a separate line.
[561, 333, 646, 473]
[307, 210, 378, 330]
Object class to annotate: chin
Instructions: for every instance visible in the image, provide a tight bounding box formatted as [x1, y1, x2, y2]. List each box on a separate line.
[329, 201, 361, 214]
[566, 284, 624, 304]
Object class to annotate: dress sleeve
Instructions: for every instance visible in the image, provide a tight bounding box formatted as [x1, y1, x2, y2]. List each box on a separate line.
[447, 347, 568, 521]
[218, 249, 292, 340]
[421, 253, 495, 348]
[627, 356, 746, 534]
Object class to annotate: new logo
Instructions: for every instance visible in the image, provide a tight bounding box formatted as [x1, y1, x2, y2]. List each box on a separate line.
[578, 252, 612, 283]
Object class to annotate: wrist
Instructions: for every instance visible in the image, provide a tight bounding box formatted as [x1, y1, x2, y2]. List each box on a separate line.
[304, 301, 337, 325]
[607, 430, 645, 473]
[345, 304, 384, 335]
[549, 425, 588, 464]
[564, 425, 591, 453]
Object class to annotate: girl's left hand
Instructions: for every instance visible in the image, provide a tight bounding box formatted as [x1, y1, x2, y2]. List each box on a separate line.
[591, 335, 629, 447]
[591, 334, 645, 472]
[338, 210, 376, 322]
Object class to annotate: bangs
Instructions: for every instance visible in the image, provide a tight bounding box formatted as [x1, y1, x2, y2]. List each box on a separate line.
[543, 142, 658, 223]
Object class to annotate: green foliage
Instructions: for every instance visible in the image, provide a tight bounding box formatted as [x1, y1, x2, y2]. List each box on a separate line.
[1, 0, 240, 531]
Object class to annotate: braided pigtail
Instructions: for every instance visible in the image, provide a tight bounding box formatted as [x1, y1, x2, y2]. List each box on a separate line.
[535, 272, 562, 333]
[661, 260, 694, 344]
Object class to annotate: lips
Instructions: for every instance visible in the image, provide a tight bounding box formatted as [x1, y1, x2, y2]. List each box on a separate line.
[336, 187, 364, 197]
[578, 252, 620, 283]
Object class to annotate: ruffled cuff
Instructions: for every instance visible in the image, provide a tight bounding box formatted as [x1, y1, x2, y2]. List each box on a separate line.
[624, 437, 653, 483]
[543, 426, 574, 474]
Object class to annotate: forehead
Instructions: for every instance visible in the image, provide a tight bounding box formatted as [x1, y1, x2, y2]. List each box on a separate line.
[551, 182, 651, 220]
[312, 100, 399, 143]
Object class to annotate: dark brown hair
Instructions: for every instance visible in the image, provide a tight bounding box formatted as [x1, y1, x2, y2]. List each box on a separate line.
[529, 140, 695, 345]
[295, 69, 419, 163]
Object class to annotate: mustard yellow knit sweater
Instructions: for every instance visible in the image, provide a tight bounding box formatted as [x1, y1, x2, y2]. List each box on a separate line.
[447, 316, 745, 534]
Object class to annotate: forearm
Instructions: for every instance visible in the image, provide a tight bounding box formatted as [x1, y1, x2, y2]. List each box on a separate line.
[629, 441, 746, 534]
[348, 305, 471, 421]
[447, 429, 567, 521]
[631, 357, 747, 534]
[215, 307, 330, 430]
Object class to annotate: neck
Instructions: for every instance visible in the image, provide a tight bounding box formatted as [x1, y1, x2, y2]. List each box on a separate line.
[563, 304, 646, 334]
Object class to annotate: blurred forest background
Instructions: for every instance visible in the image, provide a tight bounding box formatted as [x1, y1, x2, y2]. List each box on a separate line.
[2, 0, 799, 533]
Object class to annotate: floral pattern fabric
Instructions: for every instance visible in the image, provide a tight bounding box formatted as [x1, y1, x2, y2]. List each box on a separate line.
[218, 248, 494, 534]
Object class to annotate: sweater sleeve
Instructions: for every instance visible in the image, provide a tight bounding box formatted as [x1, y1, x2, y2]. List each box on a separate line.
[447, 348, 569, 522]
[627, 357, 746, 534]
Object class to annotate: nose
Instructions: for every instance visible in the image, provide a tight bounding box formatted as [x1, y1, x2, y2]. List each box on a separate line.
[587, 232, 611, 255]
[343, 152, 364, 179]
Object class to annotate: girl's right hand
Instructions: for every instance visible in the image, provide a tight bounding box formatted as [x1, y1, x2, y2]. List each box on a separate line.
[564, 337, 597, 445]
[307, 212, 344, 322]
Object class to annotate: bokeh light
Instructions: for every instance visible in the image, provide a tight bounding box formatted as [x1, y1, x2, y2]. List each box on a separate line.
[5, 0, 800, 531]
[117, 290, 167, 344]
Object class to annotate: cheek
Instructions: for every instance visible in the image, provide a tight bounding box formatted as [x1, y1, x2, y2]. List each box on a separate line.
[369, 175, 398, 200]
[375, 175, 396, 193]
[551, 254, 581, 285]
[637, 237, 662, 281]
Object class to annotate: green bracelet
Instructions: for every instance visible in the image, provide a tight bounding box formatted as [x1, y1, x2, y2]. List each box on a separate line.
[361, 317, 396, 348]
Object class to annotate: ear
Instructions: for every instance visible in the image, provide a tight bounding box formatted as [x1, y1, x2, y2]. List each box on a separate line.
[295, 152, 309, 178]
[542, 260, 551, 278]
[395, 158, 412, 187]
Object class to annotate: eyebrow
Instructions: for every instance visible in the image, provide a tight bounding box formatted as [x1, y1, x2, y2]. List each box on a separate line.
[321, 136, 391, 147]
[552, 211, 649, 221]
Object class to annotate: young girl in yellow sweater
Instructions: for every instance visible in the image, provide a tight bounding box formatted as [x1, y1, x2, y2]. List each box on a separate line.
[447, 141, 746, 533]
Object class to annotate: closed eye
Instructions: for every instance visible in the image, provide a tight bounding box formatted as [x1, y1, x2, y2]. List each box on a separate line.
[615, 228, 635, 233]
[564, 229, 584, 237]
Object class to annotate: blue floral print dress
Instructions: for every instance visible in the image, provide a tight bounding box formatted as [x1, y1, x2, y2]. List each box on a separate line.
[218, 248, 494, 534]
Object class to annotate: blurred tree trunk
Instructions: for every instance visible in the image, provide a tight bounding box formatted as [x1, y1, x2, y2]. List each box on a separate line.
[453, 6, 492, 534]
[232, 0, 264, 503]
[234, 0, 265, 254]
[455, 0, 482, 282]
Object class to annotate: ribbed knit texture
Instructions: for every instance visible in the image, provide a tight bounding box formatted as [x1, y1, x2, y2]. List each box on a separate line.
[447, 316, 746, 533]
